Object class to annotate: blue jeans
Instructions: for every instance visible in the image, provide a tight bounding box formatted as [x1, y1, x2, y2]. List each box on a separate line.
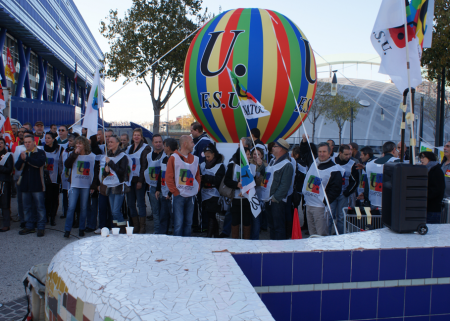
[65, 188, 89, 232]
[267, 200, 287, 240]
[15, 180, 24, 223]
[222, 208, 232, 236]
[98, 193, 112, 229]
[173, 195, 194, 236]
[86, 195, 98, 230]
[62, 190, 68, 217]
[158, 196, 172, 234]
[148, 186, 160, 233]
[329, 193, 348, 235]
[23, 192, 46, 230]
[127, 182, 147, 218]
[427, 212, 441, 224]
[109, 193, 125, 225]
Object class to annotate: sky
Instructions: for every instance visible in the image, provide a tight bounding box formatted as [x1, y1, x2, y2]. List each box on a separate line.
[73, 0, 386, 123]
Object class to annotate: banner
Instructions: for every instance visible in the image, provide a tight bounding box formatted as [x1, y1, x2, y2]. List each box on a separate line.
[1, 117, 15, 150]
[228, 68, 271, 120]
[5, 48, 15, 84]
[240, 141, 261, 217]
[82, 67, 103, 139]
[371, 0, 434, 93]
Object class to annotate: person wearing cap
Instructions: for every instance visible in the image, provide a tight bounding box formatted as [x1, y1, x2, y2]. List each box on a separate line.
[259, 138, 294, 240]
[34, 121, 45, 146]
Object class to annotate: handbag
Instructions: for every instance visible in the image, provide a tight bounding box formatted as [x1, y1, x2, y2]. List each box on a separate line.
[218, 175, 234, 199]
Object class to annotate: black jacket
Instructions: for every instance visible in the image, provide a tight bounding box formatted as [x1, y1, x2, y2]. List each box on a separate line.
[156, 153, 172, 197]
[315, 158, 342, 205]
[334, 156, 359, 197]
[427, 163, 445, 212]
[15, 147, 46, 192]
[193, 132, 211, 164]
[299, 140, 318, 168]
[0, 151, 14, 183]
[259, 153, 294, 202]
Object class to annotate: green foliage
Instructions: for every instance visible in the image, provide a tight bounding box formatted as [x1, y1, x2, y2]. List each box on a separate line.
[324, 89, 362, 145]
[100, 0, 210, 133]
[421, 0, 450, 84]
[307, 82, 334, 142]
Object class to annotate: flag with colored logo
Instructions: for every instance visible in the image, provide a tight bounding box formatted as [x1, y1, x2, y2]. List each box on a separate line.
[371, 0, 435, 93]
[1, 117, 15, 150]
[149, 166, 161, 182]
[227, 68, 270, 120]
[82, 67, 103, 139]
[5, 48, 15, 84]
[179, 168, 194, 186]
[240, 141, 261, 217]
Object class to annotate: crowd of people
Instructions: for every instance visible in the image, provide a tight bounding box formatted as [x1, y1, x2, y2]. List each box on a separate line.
[0, 120, 448, 239]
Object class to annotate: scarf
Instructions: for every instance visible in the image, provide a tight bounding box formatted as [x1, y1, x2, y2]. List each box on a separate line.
[205, 156, 218, 170]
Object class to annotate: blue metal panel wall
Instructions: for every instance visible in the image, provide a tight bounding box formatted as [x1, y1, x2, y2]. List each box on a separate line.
[11, 97, 75, 126]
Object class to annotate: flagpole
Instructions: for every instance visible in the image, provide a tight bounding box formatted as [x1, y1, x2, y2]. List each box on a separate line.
[402, 0, 416, 165]
[267, 11, 339, 235]
[240, 141, 243, 240]
[226, 69, 260, 158]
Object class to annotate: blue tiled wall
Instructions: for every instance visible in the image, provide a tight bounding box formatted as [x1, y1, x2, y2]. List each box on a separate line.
[232, 247, 450, 321]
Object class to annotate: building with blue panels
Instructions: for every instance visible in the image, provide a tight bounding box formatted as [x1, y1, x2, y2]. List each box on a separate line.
[0, 0, 103, 126]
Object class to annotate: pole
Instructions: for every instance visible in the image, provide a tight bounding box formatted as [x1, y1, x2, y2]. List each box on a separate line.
[419, 95, 424, 143]
[167, 100, 169, 137]
[409, 88, 416, 161]
[240, 142, 243, 240]
[435, 75, 441, 149]
[402, 0, 416, 165]
[350, 105, 353, 143]
[439, 68, 446, 147]
[400, 89, 408, 163]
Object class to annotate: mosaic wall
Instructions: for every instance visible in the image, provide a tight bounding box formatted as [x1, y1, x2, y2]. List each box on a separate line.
[45, 271, 114, 321]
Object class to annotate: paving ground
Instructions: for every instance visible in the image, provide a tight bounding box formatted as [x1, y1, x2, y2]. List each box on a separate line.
[0, 194, 275, 319]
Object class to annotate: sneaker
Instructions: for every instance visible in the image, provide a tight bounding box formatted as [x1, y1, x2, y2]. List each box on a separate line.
[64, 231, 70, 238]
[79, 230, 85, 237]
[19, 228, 36, 235]
[37, 229, 45, 237]
[20, 222, 26, 229]
[94, 228, 102, 234]
[85, 227, 95, 233]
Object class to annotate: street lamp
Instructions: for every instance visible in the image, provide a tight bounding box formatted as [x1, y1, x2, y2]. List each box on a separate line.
[331, 71, 338, 96]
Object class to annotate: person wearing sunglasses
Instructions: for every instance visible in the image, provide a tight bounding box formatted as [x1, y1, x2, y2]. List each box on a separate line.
[442, 142, 450, 198]
[57, 125, 69, 146]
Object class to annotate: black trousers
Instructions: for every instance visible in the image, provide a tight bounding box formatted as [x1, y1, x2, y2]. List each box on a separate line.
[45, 183, 60, 220]
[231, 198, 252, 226]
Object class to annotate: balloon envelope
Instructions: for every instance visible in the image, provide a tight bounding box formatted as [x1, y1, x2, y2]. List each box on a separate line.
[184, 8, 317, 143]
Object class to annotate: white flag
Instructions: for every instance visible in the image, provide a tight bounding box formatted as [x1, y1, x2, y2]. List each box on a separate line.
[227, 68, 271, 120]
[82, 67, 103, 139]
[371, 0, 422, 93]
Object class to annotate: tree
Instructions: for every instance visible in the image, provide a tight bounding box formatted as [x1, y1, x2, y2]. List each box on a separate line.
[324, 91, 362, 145]
[307, 81, 333, 143]
[100, 0, 209, 134]
[417, 81, 450, 138]
[421, 0, 450, 84]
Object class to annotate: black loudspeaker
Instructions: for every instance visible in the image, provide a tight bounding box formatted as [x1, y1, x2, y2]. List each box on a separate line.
[382, 162, 428, 235]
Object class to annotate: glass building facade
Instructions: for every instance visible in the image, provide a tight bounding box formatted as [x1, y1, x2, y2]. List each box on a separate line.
[0, 0, 104, 126]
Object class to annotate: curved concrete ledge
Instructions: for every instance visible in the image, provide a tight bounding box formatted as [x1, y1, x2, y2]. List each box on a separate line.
[45, 225, 450, 320]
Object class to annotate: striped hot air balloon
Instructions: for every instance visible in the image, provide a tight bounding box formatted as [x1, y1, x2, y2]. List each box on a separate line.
[184, 8, 317, 143]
